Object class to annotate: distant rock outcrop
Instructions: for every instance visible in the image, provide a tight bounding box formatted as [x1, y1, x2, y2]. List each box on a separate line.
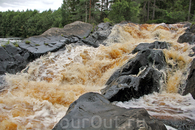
[41, 21, 93, 38]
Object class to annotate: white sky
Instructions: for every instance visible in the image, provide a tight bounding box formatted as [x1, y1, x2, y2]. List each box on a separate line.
[0, 0, 63, 12]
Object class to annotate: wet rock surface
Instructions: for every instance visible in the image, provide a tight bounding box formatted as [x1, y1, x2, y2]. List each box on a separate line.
[178, 24, 195, 44]
[101, 67, 163, 102]
[183, 58, 195, 99]
[53, 92, 166, 130]
[19, 35, 68, 58]
[82, 22, 112, 47]
[132, 41, 170, 54]
[0, 45, 31, 75]
[102, 49, 166, 102]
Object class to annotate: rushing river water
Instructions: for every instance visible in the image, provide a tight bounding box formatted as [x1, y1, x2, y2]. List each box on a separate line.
[0, 23, 195, 129]
[0, 38, 23, 45]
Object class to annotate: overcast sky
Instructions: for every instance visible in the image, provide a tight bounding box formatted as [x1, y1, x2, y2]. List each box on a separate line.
[0, 0, 63, 12]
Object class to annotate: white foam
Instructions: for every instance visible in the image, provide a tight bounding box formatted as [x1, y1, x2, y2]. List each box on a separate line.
[115, 92, 195, 121]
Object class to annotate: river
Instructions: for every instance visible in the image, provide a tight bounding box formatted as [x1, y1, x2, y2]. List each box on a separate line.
[0, 37, 23, 46]
[0, 23, 195, 129]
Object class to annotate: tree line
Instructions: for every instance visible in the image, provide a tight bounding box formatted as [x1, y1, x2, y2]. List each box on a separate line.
[0, 0, 194, 38]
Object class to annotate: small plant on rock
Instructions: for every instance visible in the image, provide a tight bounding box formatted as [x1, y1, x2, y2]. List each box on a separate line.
[44, 43, 49, 45]
[1, 44, 5, 48]
[5, 40, 10, 45]
[25, 40, 31, 44]
[35, 44, 40, 46]
[13, 42, 19, 47]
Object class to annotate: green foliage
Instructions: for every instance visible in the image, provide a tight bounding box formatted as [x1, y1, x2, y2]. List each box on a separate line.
[147, 19, 167, 24]
[35, 44, 40, 46]
[61, 0, 70, 25]
[0, 8, 63, 38]
[108, 0, 140, 23]
[103, 18, 113, 24]
[25, 40, 30, 44]
[165, 11, 187, 23]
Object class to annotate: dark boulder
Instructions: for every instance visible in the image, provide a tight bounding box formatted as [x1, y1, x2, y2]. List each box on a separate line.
[53, 92, 167, 130]
[189, 46, 195, 57]
[97, 22, 112, 31]
[132, 41, 170, 54]
[0, 75, 6, 90]
[177, 32, 195, 45]
[101, 67, 163, 102]
[0, 45, 31, 75]
[158, 118, 195, 130]
[82, 29, 111, 47]
[183, 58, 195, 99]
[178, 24, 195, 44]
[105, 49, 166, 86]
[102, 49, 166, 102]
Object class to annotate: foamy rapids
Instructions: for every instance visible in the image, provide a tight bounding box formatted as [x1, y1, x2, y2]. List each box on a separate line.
[0, 23, 195, 129]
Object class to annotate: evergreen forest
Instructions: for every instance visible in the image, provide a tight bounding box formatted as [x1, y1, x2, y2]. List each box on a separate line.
[0, 0, 194, 38]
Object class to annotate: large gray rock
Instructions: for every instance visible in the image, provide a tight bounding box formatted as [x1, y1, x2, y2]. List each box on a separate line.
[42, 21, 93, 39]
[102, 49, 166, 102]
[101, 67, 163, 102]
[97, 22, 112, 31]
[183, 58, 195, 99]
[82, 23, 112, 47]
[0, 44, 31, 75]
[53, 92, 167, 130]
[105, 49, 166, 86]
[178, 24, 195, 44]
[19, 35, 68, 58]
[132, 41, 170, 54]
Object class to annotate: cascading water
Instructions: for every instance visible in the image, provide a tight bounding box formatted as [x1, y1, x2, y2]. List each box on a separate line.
[0, 23, 195, 129]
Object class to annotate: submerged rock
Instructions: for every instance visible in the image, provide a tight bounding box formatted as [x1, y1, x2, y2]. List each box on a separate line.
[183, 58, 195, 99]
[53, 92, 166, 130]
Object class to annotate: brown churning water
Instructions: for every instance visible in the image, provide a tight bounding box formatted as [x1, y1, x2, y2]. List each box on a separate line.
[0, 23, 194, 129]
